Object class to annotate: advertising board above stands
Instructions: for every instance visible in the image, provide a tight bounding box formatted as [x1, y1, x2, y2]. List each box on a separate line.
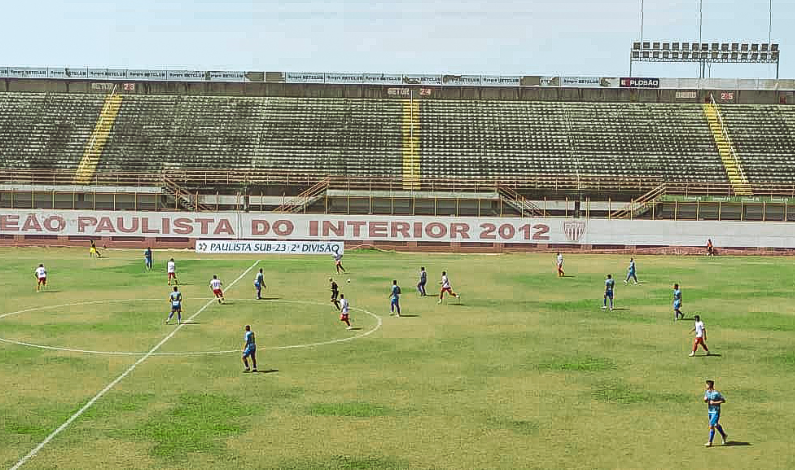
[1, 67, 795, 90]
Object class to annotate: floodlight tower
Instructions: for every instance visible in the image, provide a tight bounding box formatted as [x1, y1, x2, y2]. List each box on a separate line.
[631, 0, 780, 79]
[630, 42, 781, 79]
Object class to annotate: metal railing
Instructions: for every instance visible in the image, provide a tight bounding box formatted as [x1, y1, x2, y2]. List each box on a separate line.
[2, 169, 795, 198]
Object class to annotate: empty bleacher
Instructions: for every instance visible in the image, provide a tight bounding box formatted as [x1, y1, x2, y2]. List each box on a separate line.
[720, 105, 795, 183]
[100, 96, 404, 176]
[4, 91, 791, 186]
[420, 101, 727, 181]
[0, 93, 104, 171]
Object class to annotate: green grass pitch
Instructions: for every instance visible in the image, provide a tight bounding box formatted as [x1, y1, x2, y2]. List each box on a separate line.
[1, 247, 794, 469]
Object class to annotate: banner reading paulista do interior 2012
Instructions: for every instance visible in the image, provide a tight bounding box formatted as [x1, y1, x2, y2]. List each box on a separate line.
[0, 210, 555, 243]
[3, 209, 795, 248]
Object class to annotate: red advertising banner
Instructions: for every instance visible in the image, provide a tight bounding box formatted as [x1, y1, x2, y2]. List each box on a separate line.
[620, 77, 660, 88]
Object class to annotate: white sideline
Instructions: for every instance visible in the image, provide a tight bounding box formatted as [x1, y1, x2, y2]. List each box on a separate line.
[10, 261, 259, 470]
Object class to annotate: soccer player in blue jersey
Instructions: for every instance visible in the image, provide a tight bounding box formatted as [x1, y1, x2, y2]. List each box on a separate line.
[673, 284, 684, 321]
[165, 286, 182, 325]
[144, 247, 153, 272]
[602, 274, 615, 311]
[703, 379, 728, 447]
[417, 267, 427, 296]
[389, 280, 401, 317]
[254, 268, 265, 300]
[624, 258, 638, 285]
[242, 325, 257, 373]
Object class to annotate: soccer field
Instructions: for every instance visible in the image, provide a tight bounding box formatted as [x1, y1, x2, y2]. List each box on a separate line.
[1, 248, 794, 469]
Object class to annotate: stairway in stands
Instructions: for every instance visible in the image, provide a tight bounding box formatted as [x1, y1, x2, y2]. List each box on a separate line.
[401, 99, 421, 190]
[703, 100, 753, 196]
[73, 90, 123, 184]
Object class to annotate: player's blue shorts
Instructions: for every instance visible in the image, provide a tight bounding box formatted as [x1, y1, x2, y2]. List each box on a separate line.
[674, 300, 682, 310]
[171, 302, 181, 312]
[605, 291, 614, 299]
[708, 412, 720, 426]
[243, 346, 256, 358]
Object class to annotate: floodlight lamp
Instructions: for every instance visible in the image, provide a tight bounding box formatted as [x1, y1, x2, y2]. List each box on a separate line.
[662, 51, 670, 58]
[711, 51, 719, 59]
[653, 51, 661, 58]
[682, 42, 690, 50]
[740, 43, 749, 51]
[721, 43, 729, 51]
[731, 43, 739, 51]
[731, 51, 738, 59]
[672, 42, 680, 50]
[772, 50, 780, 60]
[760, 52, 769, 60]
[632, 51, 640, 58]
[643, 41, 651, 49]
[682, 51, 690, 59]
[740, 52, 748, 60]
[751, 43, 759, 51]
[721, 52, 729, 59]
[633, 42, 641, 50]
[751, 52, 759, 59]
[711, 42, 719, 50]
[643, 51, 650, 58]
[701, 43, 709, 51]
[771, 43, 779, 51]
[662, 42, 670, 50]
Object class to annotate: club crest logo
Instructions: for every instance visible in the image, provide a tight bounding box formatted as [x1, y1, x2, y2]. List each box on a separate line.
[563, 221, 586, 242]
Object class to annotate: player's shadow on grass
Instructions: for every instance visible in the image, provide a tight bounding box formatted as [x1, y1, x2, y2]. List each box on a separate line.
[398, 314, 420, 318]
[697, 353, 722, 357]
[610, 307, 629, 311]
[258, 297, 282, 301]
[560, 275, 576, 278]
[347, 327, 363, 331]
[38, 290, 62, 293]
[255, 368, 278, 374]
[724, 441, 751, 447]
[181, 321, 201, 325]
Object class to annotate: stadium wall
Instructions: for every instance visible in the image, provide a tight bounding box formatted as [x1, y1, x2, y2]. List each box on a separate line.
[0, 78, 790, 104]
[0, 209, 794, 254]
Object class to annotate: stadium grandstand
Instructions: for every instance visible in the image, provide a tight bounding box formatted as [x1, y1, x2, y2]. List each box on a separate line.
[1, 68, 795, 236]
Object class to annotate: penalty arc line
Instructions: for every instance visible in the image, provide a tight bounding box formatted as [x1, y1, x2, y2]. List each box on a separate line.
[9, 260, 260, 470]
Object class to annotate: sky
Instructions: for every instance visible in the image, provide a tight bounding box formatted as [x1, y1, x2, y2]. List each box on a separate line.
[2, 0, 792, 79]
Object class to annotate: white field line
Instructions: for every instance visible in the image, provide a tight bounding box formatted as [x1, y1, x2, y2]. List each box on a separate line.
[0, 303, 382, 357]
[9, 261, 259, 470]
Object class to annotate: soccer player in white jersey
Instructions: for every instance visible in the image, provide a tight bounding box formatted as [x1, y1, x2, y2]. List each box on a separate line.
[689, 315, 711, 357]
[556, 252, 564, 277]
[333, 252, 346, 274]
[438, 271, 460, 304]
[34, 264, 47, 292]
[167, 258, 178, 286]
[339, 294, 352, 330]
[209, 275, 224, 303]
